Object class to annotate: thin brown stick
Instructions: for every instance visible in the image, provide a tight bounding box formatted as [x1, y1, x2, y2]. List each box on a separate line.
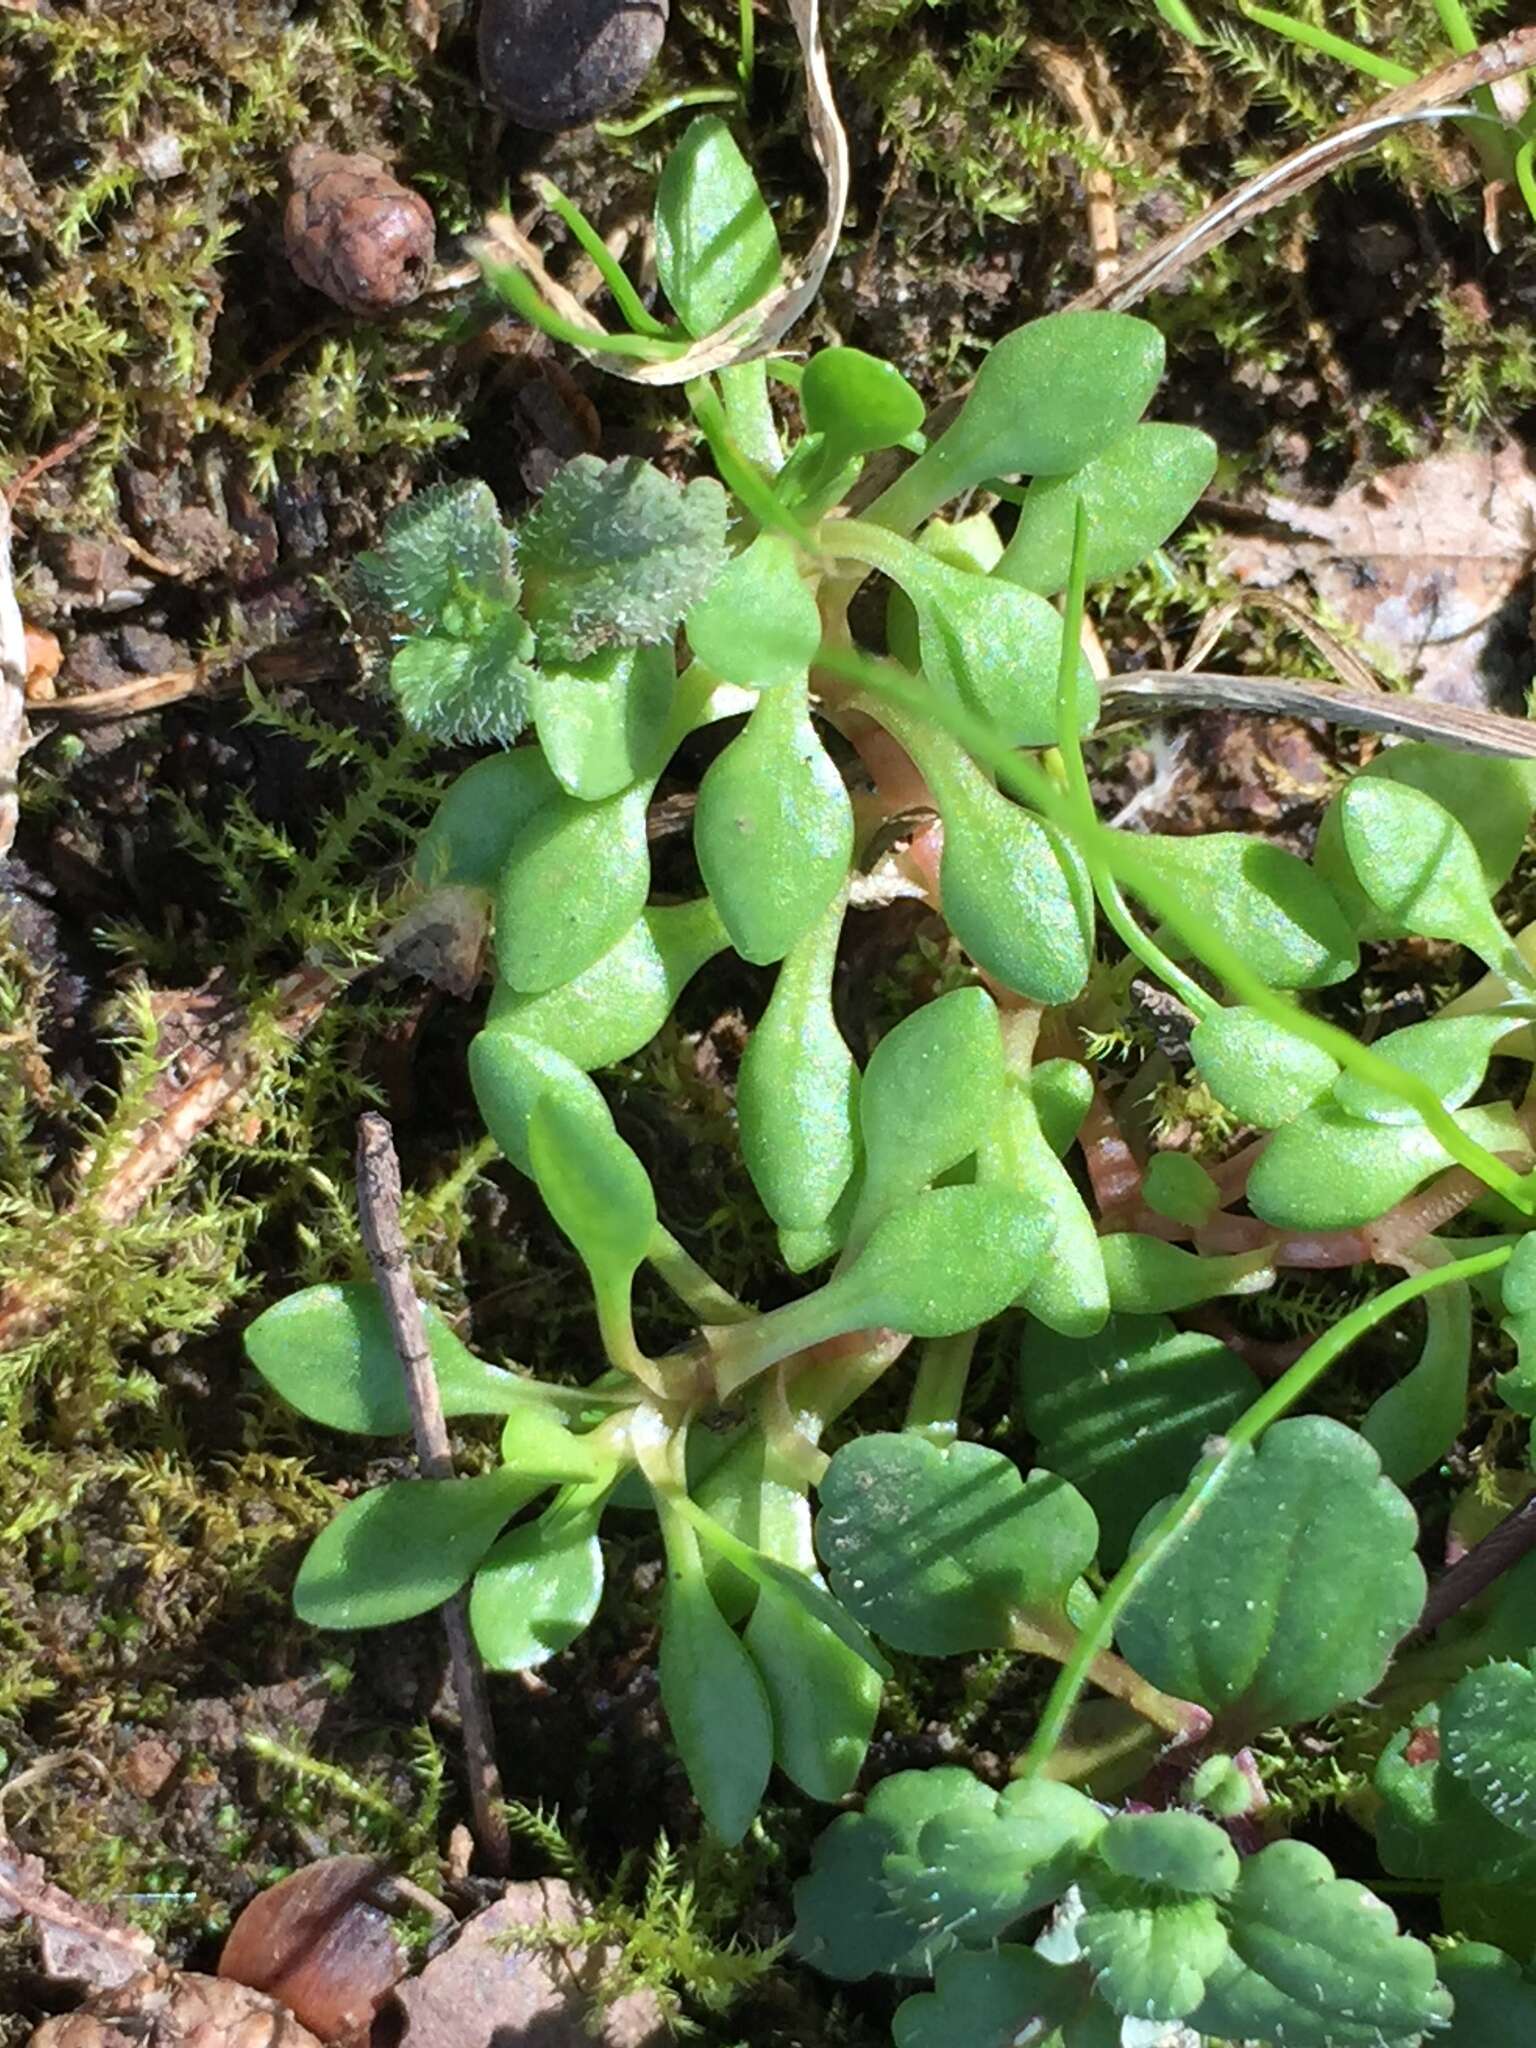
[1097, 670, 1536, 759]
[354, 1112, 512, 1878]
[1418, 1491, 1536, 1636]
[0, 500, 26, 857]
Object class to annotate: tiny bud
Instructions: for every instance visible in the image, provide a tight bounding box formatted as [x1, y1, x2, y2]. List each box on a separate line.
[283, 146, 435, 317]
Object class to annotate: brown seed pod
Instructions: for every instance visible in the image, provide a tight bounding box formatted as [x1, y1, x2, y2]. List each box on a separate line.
[283, 146, 436, 317]
[218, 1857, 409, 2043]
[478, 0, 668, 132]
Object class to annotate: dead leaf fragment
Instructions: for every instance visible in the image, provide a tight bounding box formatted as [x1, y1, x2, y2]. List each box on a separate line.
[219, 1858, 410, 2043]
[1219, 443, 1536, 710]
[385, 1879, 664, 2048]
[28, 1968, 322, 2048]
[0, 1832, 157, 1992]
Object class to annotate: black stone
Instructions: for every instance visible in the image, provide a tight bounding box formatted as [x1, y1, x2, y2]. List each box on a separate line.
[479, 0, 669, 131]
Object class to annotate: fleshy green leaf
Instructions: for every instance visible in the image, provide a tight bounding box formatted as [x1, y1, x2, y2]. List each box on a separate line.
[744, 1577, 882, 1802]
[1189, 1840, 1452, 2047]
[1124, 830, 1359, 990]
[1116, 1416, 1424, 1733]
[693, 681, 853, 963]
[519, 455, 729, 662]
[294, 1467, 546, 1629]
[854, 987, 1004, 1224]
[826, 1183, 1055, 1340]
[389, 610, 539, 744]
[1331, 1011, 1514, 1126]
[1101, 1234, 1273, 1314]
[980, 1072, 1108, 1337]
[494, 778, 651, 993]
[658, 1554, 773, 1845]
[245, 1281, 538, 1433]
[356, 479, 517, 625]
[1032, 1058, 1095, 1154]
[879, 543, 1098, 747]
[1018, 1314, 1258, 1567]
[920, 733, 1093, 1003]
[1190, 1004, 1339, 1127]
[528, 641, 676, 801]
[1361, 1254, 1472, 1485]
[875, 312, 1164, 530]
[468, 1494, 605, 1671]
[1323, 777, 1521, 974]
[1076, 1880, 1229, 2021]
[997, 423, 1217, 596]
[816, 1434, 1098, 1653]
[686, 532, 822, 689]
[1247, 1098, 1527, 1232]
[527, 1084, 657, 1282]
[802, 346, 925, 464]
[654, 115, 782, 336]
[1141, 1152, 1220, 1227]
[883, 1779, 1105, 1947]
[485, 899, 727, 1070]
[413, 749, 561, 894]
[737, 892, 858, 1231]
[792, 1766, 1000, 1980]
[469, 1032, 606, 1178]
[1317, 744, 1536, 923]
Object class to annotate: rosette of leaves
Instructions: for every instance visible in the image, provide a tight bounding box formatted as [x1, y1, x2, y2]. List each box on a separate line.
[794, 1770, 1451, 2046]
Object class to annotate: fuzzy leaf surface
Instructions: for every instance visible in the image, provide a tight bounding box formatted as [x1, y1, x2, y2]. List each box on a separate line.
[519, 455, 728, 661]
[1115, 1416, 1424, 1733]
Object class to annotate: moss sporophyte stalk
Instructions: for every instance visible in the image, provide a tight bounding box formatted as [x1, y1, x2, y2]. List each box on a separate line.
[243, 109, 1536, 2047]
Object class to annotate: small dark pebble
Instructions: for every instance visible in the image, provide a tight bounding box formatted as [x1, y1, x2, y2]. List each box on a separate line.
[479, 0, 668, 131]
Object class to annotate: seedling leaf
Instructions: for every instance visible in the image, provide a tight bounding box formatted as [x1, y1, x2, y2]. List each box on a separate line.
[654, 115, 782, 337]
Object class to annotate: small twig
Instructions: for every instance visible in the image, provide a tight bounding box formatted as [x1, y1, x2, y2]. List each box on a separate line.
[30, 666, 210, 720]
[354, 1112, 512, 1878]
[4, 419, 102, 507]
[0, 499, 29, 857]
[1417, 1491, 1536, 1636]
[1097, 669, 1536, 758]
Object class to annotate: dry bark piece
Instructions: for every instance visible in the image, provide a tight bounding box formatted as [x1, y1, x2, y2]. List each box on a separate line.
[219, 1858, 410, 2044]
[478, 0, 668, 131]
[284, 147, 436, 316]
[0, 1832, 157, 1992]
[384, 1879, 664, 2048]
[28, 1968, 323, 2048]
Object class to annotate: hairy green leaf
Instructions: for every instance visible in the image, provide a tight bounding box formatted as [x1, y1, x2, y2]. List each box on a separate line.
[519, 455, 728, 661]
[1076, 1880, 1229, 2021]
[389, 612, 539, 744]
[1116, 1416, 1424, 1732]
[356, 479, 517, 625]
[1097, 1811, 1240, 1895]
[792, 1766, 1000, 1980]
[883, 1779, 1104, 1947]
[1441, 1658, 1536, 1842]
[1190, 1840, 1452, 2047]
[893, 1949, 1116, 2048]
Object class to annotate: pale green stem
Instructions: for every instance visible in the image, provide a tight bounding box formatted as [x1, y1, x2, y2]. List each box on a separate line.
[905, 1329, 978, 1440]
[595, 87, 740, 139]
[647, 1225, 753, 1324]
[1015, 1245, 1512, 1777]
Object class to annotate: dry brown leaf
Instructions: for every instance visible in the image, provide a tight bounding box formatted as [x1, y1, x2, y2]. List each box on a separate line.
[28, 1967, 322, 2048]
[1218, 442, 1536, 710]
[0, 1833, 157, 1993]
[384, 1879, 664, 2048]
[472, 0, 847, 384]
